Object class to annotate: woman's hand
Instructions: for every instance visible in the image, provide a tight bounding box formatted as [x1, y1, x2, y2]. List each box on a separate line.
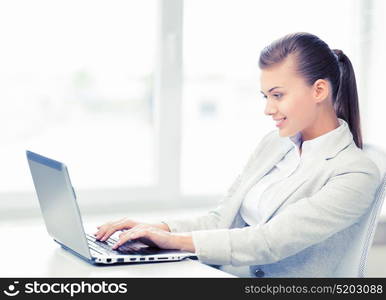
[112, 224, 196, 253]
[94, 217, 170, 241]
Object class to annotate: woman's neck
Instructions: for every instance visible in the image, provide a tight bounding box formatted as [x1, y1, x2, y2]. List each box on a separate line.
[301, 113, 340, 142]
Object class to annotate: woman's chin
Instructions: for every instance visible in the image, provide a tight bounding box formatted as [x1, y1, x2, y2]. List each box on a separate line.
[278, 127, 294, 138]
[278, 128, 288, 137]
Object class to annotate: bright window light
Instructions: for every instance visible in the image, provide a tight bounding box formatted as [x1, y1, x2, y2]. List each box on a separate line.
[0, 0, 157, 192]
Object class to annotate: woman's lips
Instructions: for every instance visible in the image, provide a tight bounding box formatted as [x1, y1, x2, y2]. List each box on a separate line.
[275, 117, 287, 127]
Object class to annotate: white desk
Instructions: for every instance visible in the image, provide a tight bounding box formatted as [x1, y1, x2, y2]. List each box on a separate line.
[0, 217, 233, 278]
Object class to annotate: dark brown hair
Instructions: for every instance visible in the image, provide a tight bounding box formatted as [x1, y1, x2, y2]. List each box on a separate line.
[259, 32, 362, 148]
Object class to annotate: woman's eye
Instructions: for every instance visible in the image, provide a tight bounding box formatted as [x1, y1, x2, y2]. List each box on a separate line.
[260, 93, 282, 100]
[273, 94, 282, 99]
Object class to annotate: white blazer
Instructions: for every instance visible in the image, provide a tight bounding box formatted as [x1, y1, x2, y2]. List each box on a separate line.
[164, 119, 381, 277]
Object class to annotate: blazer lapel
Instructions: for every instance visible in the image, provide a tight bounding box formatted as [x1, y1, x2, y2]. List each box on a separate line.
[232, 139, 294, 213]
[258, 168, 312, 224]
[236, 118, 354, 226]
[258, 119, 355, 224]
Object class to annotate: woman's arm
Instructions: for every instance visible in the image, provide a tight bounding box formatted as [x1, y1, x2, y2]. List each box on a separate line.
[190, 165, 381, 266]
[110, 225, 196, 252]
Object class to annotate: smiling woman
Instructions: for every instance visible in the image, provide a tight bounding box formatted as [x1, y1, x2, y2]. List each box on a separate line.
[96, 32, 382, 277]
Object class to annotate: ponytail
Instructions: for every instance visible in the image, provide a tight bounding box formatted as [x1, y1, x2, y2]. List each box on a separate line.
[332, 49, 362, 148]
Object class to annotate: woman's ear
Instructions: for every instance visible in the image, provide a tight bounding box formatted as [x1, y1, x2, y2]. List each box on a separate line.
[313, 79, 329, 103]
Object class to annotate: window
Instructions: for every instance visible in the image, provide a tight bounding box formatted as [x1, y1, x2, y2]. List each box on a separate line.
[0, 0, 157, 193]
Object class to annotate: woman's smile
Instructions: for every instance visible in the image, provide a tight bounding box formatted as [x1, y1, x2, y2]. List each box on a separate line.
[274, 117, 287, 127]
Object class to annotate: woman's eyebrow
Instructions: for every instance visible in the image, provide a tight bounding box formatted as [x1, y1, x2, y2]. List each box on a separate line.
[260, 86, 283, 94]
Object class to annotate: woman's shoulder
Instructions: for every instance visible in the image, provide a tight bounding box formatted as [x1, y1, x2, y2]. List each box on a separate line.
[333, 143, 381, 183]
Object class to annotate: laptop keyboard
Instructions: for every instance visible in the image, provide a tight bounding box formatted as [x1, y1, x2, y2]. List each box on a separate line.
[86, 233, 160, 255]
[86, 233, 118, 255]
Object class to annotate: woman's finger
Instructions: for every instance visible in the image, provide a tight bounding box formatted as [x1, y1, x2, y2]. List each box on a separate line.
[129, 230, 148, 241]
[95, 219, 126, 240]
[112, 231, 137, 249]
[100, 227, 119, 241]
[115, 227, 141, 241]
[113, 230, 151, 250]
[94, 228, 107, 239]
[94, 221, 113, 237]
[94, 226, 106, 236]
[95, 219, 143, 239]
[118, 231, 128, 238]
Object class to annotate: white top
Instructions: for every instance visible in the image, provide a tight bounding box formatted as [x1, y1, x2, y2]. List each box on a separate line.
[240, 119, 346, 226]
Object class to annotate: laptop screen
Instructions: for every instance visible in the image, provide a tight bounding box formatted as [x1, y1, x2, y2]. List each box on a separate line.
[26, 151, 91, 259]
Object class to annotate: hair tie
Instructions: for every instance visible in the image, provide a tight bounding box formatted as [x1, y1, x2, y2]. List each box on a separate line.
[333, 49, 344, 62]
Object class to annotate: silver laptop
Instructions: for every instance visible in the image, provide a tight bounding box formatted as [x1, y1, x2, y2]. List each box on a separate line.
[26, 150, 197, 265]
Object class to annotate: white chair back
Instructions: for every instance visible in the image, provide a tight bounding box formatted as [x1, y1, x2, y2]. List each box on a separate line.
[335, 144, 386, 277]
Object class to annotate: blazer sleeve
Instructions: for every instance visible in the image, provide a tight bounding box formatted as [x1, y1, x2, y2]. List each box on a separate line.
[190, 159, 381, 266]
[162, 130, 277, 233]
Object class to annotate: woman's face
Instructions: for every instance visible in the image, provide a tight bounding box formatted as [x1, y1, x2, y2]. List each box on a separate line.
[260, 55, 318, 138]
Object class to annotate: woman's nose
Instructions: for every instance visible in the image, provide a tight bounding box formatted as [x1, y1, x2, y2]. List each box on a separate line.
[264, 99, 277, 116]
